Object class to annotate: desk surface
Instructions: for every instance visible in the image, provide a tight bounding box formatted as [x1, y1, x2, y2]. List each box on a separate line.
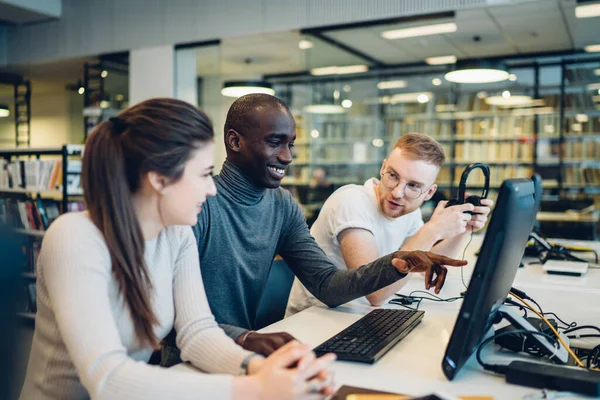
[260, 235, 600, 399]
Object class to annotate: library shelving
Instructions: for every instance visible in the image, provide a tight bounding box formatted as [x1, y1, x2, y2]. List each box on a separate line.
[0, 145, 85, 322]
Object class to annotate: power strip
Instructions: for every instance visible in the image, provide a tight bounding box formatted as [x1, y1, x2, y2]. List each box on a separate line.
[505, 360, 600, 396]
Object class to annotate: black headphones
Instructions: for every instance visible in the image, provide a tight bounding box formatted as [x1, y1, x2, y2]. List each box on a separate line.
[446, 163, 490, 212]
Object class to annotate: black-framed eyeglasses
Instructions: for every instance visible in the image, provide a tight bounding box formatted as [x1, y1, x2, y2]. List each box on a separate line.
[381, 172, 430, 199]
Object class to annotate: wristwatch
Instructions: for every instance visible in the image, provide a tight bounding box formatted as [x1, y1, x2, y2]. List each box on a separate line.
[240, 353, 262, 375]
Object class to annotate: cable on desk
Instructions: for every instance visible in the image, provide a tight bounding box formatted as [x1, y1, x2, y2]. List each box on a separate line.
[509, 292, 600, 372]
[564, 325, 600, 335]
[388, 291, 463, 310]
[475, 329, 559, 374]
[460, 226, 475, 290]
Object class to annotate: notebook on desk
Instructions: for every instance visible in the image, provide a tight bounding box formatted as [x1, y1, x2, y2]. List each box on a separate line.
[329, 385, 494, 400]
[543, 260, 589, 276]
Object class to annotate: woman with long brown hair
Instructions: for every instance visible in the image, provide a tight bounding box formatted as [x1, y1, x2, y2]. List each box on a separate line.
[19, 98, 335, 400]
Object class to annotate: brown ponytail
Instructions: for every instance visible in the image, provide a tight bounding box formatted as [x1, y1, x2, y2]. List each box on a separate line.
[82, 98, 214, 347]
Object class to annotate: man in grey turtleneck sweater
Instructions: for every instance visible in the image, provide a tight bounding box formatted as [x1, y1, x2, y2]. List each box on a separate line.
[162, 94, 465, 364]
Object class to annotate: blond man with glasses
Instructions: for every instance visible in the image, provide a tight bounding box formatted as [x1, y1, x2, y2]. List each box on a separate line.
[286, 133, 494, 316]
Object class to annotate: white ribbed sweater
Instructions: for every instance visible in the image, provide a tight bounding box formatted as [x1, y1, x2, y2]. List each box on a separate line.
[20, 212, 254, 400]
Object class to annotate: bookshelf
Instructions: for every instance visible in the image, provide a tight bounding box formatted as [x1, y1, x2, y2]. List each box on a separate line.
[0, 145, 85, 321]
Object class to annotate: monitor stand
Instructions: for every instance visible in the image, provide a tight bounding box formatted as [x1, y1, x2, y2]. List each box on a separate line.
[497, 305, 569, 364]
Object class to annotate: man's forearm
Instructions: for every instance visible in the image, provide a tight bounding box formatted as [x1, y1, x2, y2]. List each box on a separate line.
[431, 231, 471, 258]
[306, 253, 408, 308]
[401, 223, 440, 252]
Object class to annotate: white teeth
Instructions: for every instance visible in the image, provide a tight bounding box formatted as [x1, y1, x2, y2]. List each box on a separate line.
[268, 166, 285, 175]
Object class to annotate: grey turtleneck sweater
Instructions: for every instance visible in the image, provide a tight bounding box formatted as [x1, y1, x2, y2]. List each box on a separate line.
[195, 160, 407, 340]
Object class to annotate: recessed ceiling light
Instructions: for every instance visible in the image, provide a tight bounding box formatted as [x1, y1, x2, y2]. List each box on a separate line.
[221, 81, 275, 98]
[78, 87, 85, 95]
[343, 85, 352, 92]
[310, 65, 368, 76]
[425, 55, 457, 65]
[485, 95, 533, 107]
[576, 113, 589, 123]
[341, 99, 353, 108]
[584, 44, 600, 52]
[304, 105, 346, 114]
[417, 94, 430, 103]
[382, 22, 457, 40]
[432, 78, 442, 86]
[0, 104, 9, 118]
[508, 74, 517, 81]
[101, 70, 108, 78]
[388, 92, 433, 104]
[576, 2, 600, 18]
[477, 91, 487, 99]
[502, 90, 511, 99]
[446, 69, 509, 83]
[299, 40, 313, 50]
[372, 139, 384, 147]
[311, 129, 320, 138]
[377, 80, 407, 90]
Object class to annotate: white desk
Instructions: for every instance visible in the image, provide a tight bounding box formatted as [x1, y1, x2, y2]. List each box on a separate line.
[260, 235, 600, 399]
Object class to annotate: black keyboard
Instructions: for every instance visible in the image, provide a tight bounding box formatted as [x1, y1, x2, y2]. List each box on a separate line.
[313, 308, 424, 364]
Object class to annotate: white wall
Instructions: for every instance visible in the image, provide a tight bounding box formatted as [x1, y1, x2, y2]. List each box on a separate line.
[0, 81, 84, 148]
[5, 0, 487, 65]
[129, 45, 174, 105]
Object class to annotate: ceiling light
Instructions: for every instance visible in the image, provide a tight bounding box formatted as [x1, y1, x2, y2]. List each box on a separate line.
[425, 55, 457, 65]
[575, 2, 600, 18]
[389, 92, 433, 104]
[341, 99, 353, 108]
[576, 113, 589, 123]
[377, 80, 407, 90]
[78, 87, 85, 95]
[445, 60, 509, 84]
[310, 65, 368, 76]
[594, 69, 600, 76]
[101, 70, 108, 78]
[584, 44, 600, 52]
[311, 129, 320, 138]
[508, 74, 517, 81]
[572, 123, 582, 132]
[303, 105, 346, 114]
[115, 94, 124, 101]
[343, 85, 352, 92]
[221, 81, 275, 98]
[477, 91, 487, 99]
[372, 139, 384, 147]
[432, 78, 442, 86]
[485, 95, 533, 107]
[382, 22, 457, 40]
[0, 104, 9, 118]
[333, 90, 340, 100]
[99, 100, 111, 109]
[417, 94, 430, 103]
[298, 40, 313, 50]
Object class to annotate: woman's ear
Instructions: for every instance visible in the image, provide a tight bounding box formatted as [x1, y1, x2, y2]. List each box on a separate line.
[226, 129, 242, 153]
[147, 171, 169, 195]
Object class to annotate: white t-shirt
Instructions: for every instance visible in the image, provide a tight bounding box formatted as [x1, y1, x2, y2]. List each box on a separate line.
[285, 178, 424, 316]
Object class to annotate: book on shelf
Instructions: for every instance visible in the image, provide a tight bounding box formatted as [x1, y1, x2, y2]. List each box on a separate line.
[0, 198, 62, 231]
[0, 159, 64, 191]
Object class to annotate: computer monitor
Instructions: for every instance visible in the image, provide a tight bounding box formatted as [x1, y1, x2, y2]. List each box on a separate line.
[531, 173, 543, 215]
[441, 178, 562, 380]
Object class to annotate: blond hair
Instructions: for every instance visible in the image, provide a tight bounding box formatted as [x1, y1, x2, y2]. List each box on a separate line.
[392, 133, 445, 167]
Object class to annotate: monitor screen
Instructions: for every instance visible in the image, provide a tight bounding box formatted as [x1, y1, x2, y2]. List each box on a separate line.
[442, 178, 536, 380]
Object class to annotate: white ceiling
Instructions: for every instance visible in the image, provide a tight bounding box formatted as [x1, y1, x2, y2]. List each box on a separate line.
[196, 0, 600, 77]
